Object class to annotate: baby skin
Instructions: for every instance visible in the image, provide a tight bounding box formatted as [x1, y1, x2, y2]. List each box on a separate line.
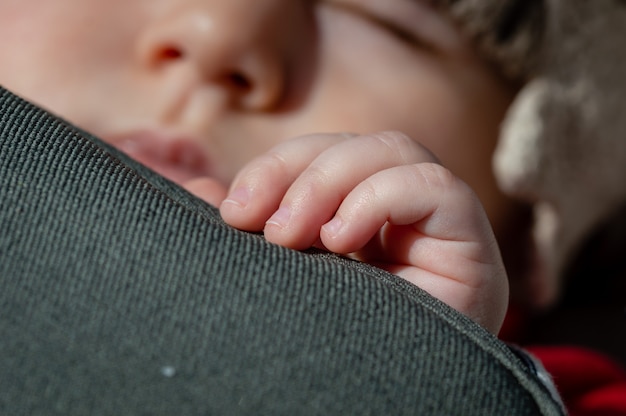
[0, 0, 515, 335]
[187, 131, 509, 335]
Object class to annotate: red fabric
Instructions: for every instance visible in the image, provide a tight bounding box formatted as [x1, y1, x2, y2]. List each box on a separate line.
[500, 306, 626, 415]
[499, 302, 529, 343]
[526, 346, 626, 416]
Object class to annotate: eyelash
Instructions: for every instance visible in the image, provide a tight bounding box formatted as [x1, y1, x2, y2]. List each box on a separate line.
[374, 15, 435, 52]
[327, 1, 436, 53]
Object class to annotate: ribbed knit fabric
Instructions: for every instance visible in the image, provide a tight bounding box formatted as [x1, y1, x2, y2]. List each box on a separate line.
[0, 87, 564, 415]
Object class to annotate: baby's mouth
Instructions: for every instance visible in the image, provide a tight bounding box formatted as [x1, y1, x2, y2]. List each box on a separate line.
[107, 130, 213, 185]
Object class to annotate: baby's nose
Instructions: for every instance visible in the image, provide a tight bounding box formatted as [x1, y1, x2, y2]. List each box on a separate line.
[135, 0, 312, 111]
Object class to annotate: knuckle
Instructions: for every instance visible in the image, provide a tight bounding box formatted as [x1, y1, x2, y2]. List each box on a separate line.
[256, 150, 290, 176]
[236, 150, 291, 187]
[370, 130, 415, 162]
[413, 163, 459, 191]
[369, 130, 439, 164]
[301, 161, 333, 187]
[358, 176, 381, 201]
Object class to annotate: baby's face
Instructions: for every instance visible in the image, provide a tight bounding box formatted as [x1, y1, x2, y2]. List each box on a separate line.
[0, 0, 517, 232]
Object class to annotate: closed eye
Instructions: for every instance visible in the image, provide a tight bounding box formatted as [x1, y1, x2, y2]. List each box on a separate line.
[326, 1, 438, 53]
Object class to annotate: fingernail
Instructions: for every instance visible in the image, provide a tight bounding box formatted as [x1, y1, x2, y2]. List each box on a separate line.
[223, 187, 250, 208]
[322, 217, 343, 236]
[266, 206, 291, 228]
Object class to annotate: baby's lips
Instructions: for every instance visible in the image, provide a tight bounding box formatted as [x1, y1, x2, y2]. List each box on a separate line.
[106, 129, 213, 184]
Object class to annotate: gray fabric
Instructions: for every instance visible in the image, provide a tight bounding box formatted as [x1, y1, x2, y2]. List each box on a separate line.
[0, 87, 564, 415]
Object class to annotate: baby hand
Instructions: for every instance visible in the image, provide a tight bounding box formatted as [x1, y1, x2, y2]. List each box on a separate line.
[195, 132, 508, 334]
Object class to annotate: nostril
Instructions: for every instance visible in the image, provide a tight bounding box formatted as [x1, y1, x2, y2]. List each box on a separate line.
[225, 72, 252, 92]
[158, 45, 184, 61]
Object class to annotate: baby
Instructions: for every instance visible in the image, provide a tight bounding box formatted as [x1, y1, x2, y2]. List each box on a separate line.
[0, 0, 521, 333]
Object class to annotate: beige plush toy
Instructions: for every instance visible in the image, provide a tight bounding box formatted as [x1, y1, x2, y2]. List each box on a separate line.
[438, 0, 626, 307]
